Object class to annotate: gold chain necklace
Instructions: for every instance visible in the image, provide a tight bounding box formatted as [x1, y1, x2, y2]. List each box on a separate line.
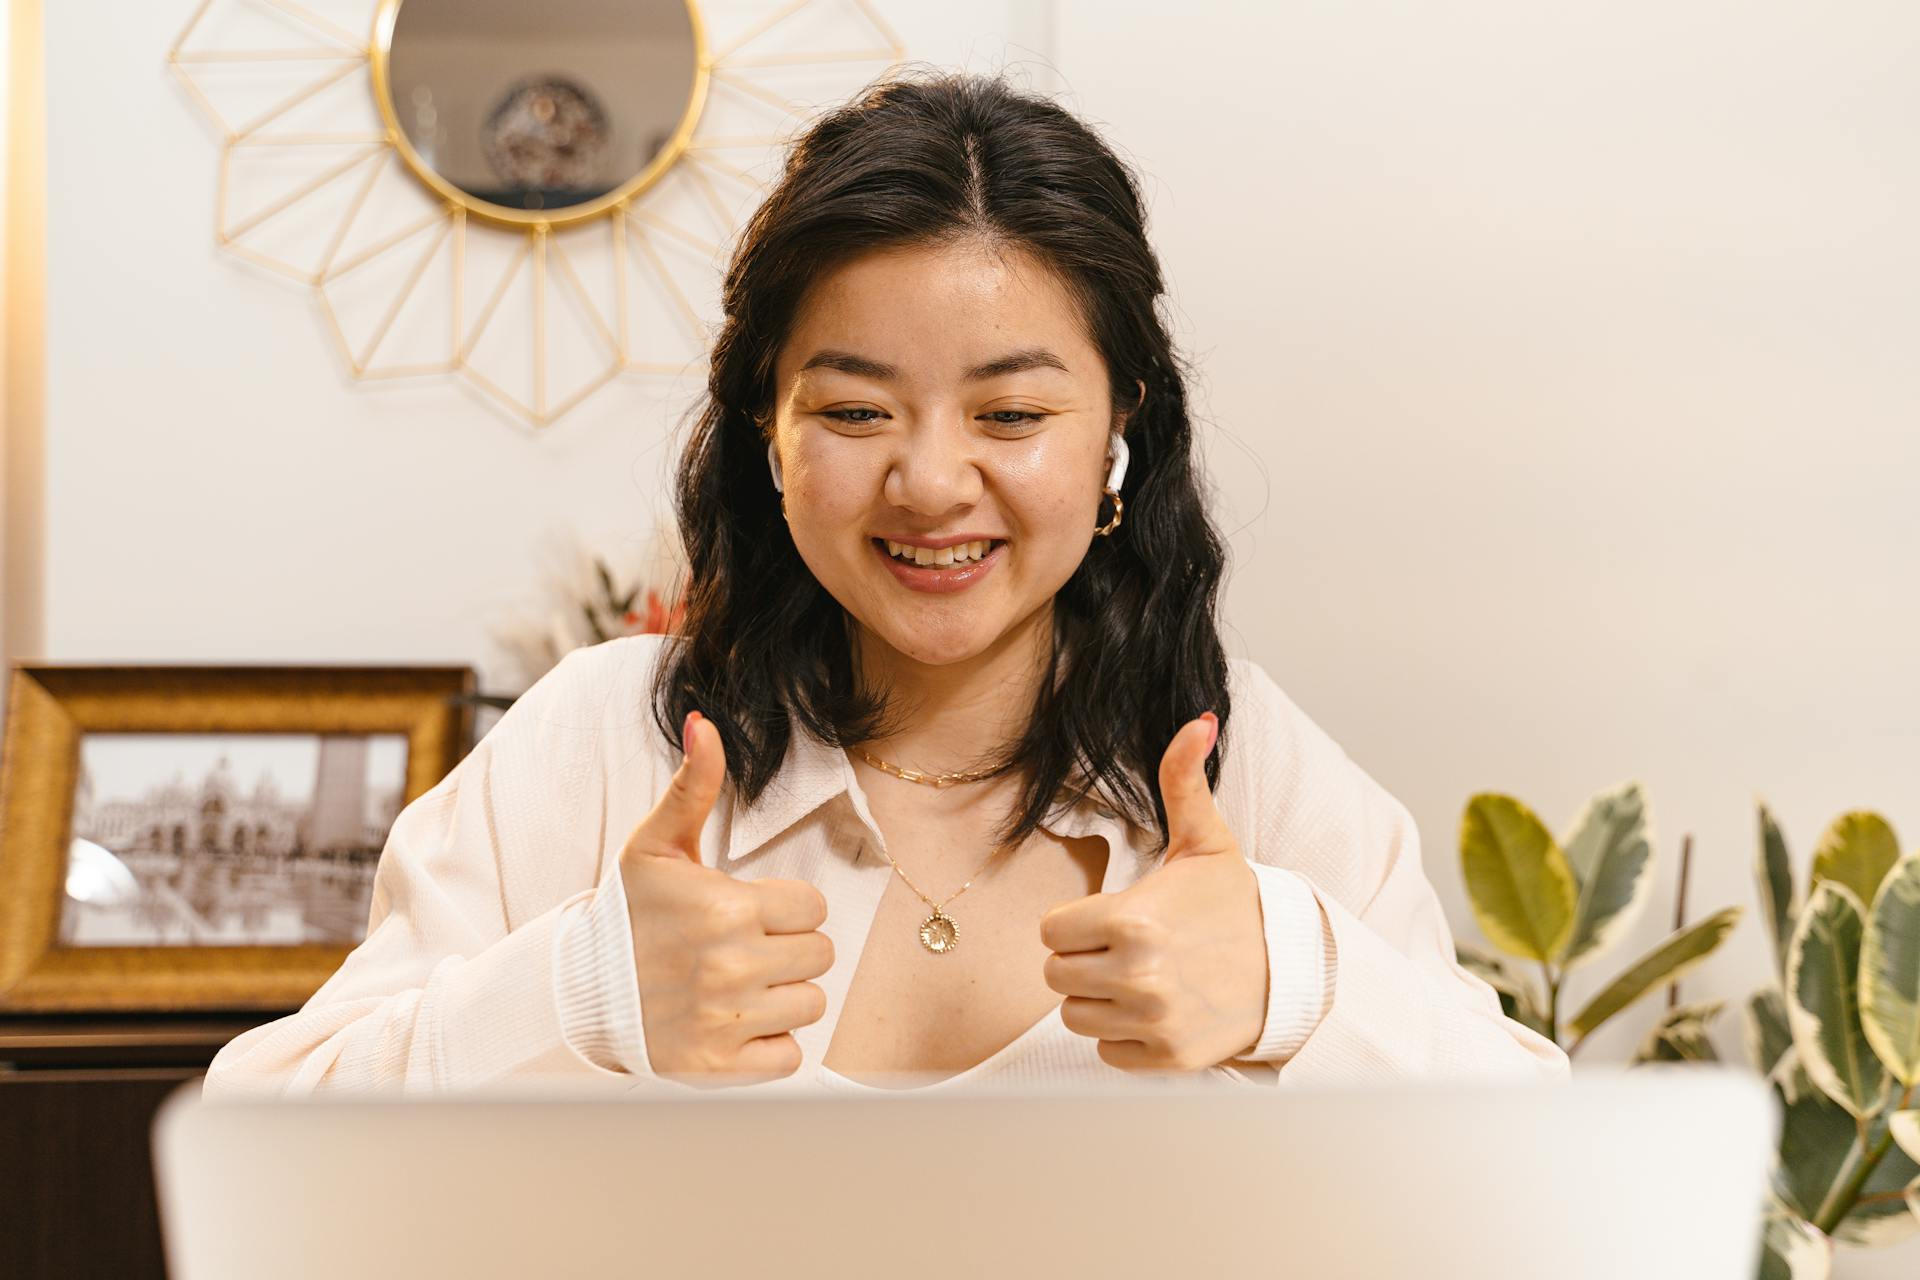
[854, 745, 1008, 955]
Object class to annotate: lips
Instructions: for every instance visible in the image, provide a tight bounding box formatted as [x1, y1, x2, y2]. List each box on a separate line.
[871, 535, 1005, 595]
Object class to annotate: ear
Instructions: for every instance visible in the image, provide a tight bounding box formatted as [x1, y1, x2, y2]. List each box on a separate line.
[1113, 378, 1145, 431]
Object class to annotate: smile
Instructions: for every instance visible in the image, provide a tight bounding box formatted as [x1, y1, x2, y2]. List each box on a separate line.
[870, 537, 1006, 594]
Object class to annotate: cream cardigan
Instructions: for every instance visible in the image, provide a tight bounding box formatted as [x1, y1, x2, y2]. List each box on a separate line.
[202, 635, 1569, 1097]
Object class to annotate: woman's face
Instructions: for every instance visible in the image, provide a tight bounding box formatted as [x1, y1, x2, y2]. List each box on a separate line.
[769, 239, 1130, 668]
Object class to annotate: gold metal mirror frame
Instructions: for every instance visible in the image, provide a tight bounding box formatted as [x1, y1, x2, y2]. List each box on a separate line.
[167, 0, 906, 428]
[367, 0, 712, 232]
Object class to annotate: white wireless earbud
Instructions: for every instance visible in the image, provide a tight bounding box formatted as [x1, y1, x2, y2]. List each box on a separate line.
[767, 438, 784, 494]
[1105, 434, 1130, 492]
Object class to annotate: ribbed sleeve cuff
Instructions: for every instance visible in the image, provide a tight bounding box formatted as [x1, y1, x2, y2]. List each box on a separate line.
[1244, 862, 1336, 1062]
[1272, 884, 1570, 1084]
[553, 858, 652, 1077]
[425, 897, 627, 1085]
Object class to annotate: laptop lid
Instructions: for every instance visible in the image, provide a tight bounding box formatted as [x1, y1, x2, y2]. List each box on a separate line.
[153, 1067, 1775, 1280]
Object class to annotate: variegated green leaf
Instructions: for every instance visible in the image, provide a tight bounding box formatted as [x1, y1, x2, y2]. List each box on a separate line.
[1859, 855, 1920, 1084]
[1566, 906, 1742, 1042]
[1772, 1095, 1920, 1243]
[1747, 987, 1794, 1076]
[1759, 803, 1796, 980]
[1557, 781, 1655, 968]
[1631, 998, 1724, 1064]
[1772, 1045, 1816, 1106]
[1786, 881, 1885, 1118]
[1809, 812, 1899, 913]
[1891, 1110, 1920, 1164]
[1757, 1203, 1830, 1280]
[1775, 1092, 1858, 1222]
[1834, 1131, 1919, 1246]
[1460, 793, 1578, 962]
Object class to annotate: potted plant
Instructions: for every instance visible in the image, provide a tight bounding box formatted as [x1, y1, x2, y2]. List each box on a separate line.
[1741, 806, 1920, 1278]
[1452, 782, 1741, 1057]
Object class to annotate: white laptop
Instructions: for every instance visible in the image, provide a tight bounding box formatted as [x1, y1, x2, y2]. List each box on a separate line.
[153, 1067, 1775, 1279]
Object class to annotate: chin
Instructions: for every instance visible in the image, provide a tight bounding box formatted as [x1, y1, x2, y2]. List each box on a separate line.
[878, 622, 998, 665]
[855, 606, 1006, 665]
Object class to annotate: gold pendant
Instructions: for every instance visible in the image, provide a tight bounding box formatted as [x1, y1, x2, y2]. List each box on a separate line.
[918, 909, 959, 954]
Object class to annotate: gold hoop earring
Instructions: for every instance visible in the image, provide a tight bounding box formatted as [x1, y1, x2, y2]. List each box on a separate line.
[1093, 487, 1124, 537]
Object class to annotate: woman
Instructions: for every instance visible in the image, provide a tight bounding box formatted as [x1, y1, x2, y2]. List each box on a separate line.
[205, 70, 1567, 1097]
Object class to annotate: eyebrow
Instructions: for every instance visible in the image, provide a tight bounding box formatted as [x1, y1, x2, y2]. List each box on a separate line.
[796, 346, 1070, 381]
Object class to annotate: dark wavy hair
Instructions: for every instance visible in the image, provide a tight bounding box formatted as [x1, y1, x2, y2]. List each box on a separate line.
[652, 67, 1232, 859]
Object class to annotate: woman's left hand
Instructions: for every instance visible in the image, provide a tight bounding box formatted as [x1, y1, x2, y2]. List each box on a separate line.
[1039, 712, 1269, 1073]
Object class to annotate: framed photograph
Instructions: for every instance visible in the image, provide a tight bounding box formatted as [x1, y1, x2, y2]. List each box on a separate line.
[0, 665, 474, 1013]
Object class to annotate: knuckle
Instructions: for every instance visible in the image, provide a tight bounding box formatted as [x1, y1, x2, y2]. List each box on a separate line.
[665, 762, 698, 801]
[1168, 1044, 1208, 1073]
[1150, 1035, 1193, 1070]
[695, 949, 751, 993]
[798, 981, 828, 1025]
[680, 1043, 726, 1076]
[1037, 912, 1064, 951]
[1122, 952, 1162, 984]
[1113, 913, 1163, 949]
[694, 1003, 741, 1036]
[771, 1034, 803, 1077]
[707, 893, 758, 935]
[1134, 981, 1173, 1020]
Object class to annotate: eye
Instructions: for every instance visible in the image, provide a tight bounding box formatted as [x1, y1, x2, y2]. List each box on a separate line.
[981, 410, 1046, 428]
[821, 408, 886, 425]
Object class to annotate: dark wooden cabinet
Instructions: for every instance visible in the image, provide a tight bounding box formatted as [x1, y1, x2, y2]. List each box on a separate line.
[0, 1017, 272, 1280]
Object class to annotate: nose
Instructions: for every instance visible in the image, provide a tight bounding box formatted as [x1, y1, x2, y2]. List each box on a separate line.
[883, 417, 984, 516]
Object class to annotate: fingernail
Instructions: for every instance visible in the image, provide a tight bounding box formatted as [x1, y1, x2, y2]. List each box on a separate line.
[682, 710, 700, 755]
[1200, 711, 1218, 755]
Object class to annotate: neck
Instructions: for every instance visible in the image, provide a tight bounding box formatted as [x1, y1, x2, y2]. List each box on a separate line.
[851, 604, 1054, 777]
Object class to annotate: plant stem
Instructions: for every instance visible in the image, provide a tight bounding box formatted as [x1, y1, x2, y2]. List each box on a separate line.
[1850, 1189, 1912, 1210]
[1667, 834, 1693, 1009]
[1813, 1083, 1917, 1235]
[1543, 964, 1562, 1048]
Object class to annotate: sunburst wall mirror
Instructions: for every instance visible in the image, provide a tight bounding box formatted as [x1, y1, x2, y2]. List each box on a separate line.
[168, 0, 906, 427]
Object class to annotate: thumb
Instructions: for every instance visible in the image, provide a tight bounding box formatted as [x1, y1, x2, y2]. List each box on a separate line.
[622, 710, 726, 864]
[1159, 711, 1227, 862]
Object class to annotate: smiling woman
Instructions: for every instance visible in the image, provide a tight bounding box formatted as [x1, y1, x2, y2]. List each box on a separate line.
[673, 77, 1209, 859]
[768, 238, 1138, 716]
[203, 68, 1568, 1098]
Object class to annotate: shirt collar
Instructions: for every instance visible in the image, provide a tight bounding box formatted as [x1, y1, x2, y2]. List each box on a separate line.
[724, 724, 1146, 863]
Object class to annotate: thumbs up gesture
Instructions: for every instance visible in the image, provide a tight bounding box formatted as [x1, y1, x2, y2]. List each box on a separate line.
[618, 711, 835, 1086]
[1038, 712, 1269, 1074]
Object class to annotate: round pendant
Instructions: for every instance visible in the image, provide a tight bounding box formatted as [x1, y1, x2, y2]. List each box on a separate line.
[918, 909, 959, 954]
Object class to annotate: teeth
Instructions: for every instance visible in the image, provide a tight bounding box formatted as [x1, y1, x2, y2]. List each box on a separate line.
[883, 539, 997, 566]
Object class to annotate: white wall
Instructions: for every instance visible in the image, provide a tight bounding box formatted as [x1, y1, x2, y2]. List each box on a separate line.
[1055, 2, 1919, 1273]
[41, 0, 1054, 679]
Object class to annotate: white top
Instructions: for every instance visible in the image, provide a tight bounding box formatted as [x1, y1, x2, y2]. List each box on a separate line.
[202, 634, 1569, 1097]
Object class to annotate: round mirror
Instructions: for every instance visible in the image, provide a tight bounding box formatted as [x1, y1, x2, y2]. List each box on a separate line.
[372, 0, 708, 228]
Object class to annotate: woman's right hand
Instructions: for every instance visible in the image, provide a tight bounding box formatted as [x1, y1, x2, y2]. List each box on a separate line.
[618, 710, 834, 1086]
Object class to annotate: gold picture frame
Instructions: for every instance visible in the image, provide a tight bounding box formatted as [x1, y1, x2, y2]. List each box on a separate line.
[0, 665, 474, 1013]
